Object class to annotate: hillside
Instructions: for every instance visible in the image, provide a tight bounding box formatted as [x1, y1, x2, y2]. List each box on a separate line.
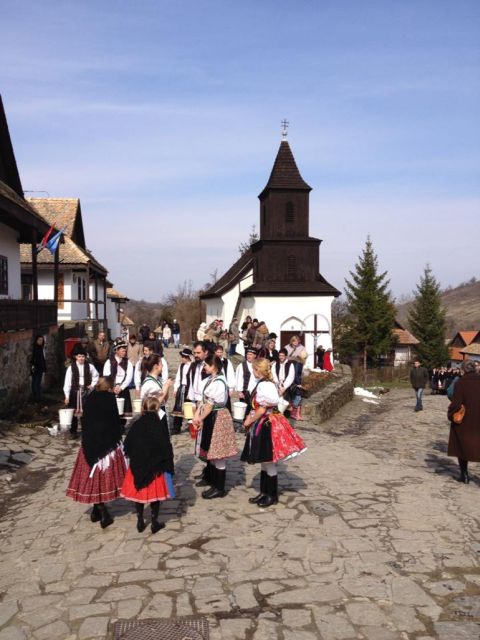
[396, 279, 480, 336]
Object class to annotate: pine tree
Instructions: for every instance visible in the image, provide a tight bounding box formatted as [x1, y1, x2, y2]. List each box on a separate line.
[238, 225, 259, 255]
[408, 266, 449, 368]
[341, 237, 396, 371]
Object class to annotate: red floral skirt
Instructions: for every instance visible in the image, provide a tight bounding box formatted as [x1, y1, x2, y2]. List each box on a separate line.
[121, 469, 175, 503]
[66, 445, 127, 504]
[270, 413, 307, 462]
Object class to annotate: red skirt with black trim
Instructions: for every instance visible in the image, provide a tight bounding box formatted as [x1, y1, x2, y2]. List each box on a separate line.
[121, 469, 175, 503]
[66, 445, 127, 504]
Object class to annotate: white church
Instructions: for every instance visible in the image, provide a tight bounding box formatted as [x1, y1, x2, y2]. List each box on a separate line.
[201, 138, 340, 367]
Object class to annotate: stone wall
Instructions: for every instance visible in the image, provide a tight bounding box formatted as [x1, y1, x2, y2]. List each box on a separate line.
[0, 327, 60, 417]
[302, 364, 354, 425]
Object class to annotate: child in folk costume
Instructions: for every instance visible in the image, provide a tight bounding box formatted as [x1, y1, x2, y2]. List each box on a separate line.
[63, 344, 99, 437]
[103, 339, 134, 414]
[191, 354, 238, 499]
[66, 377, 127, 528]
[134, 343, 169, 396]
[171, 348, 193, 434]
[242, 358, 307, 508]
[140, 355, 172, 409]
[121, 394, 175, 533]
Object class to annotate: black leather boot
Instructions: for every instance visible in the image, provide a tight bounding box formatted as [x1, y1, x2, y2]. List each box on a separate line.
[249, 471, 267, 504]
[195, 462, 213, 487]
[258, 475, 278, 508]
[90, 503, 101, 523]
[135, 503, 146, 532]
[150, 501, 165, 534]
[202, 469, 226, 499]
[99, 503, 114, 529]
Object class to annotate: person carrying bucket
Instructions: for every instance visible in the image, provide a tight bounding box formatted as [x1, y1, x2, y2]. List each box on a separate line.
[63, 344, 99, 438]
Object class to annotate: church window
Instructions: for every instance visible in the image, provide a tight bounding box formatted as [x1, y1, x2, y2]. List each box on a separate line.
[287, 255, 297, 278]
[286, 202, 295, 224]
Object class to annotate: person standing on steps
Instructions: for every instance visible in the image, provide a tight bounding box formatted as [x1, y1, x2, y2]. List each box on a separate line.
[447, 359, 480, 484]
[191, 353, 238, 500]
[241, 358, 307, 508]
[410, 359, 429, 412]
[66, 377, 127, 528]
[121, 394, 175, 533]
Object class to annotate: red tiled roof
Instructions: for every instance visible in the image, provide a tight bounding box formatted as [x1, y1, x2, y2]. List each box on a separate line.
[459, 331, 479, 345]
[393, 328, 419, 345]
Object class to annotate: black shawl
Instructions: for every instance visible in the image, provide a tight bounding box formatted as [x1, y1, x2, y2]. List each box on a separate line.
[81, 391, 122, 467]
[123, 412, 174, 491]
[31, 344, 46, 373]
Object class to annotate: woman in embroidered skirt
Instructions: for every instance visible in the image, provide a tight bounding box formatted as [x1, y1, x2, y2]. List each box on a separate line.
[241, 358, 307, 508]
[66, 377, 127, 528]
[121, 394, 175, 533]
[191, 353, 238, 499]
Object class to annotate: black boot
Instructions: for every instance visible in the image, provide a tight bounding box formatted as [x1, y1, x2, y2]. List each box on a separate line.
[249, 471, 267, 504]
[90, 503, 101, 523]
[150, 501, 165, 534]
[99, 503, 114, 529]
[258, 475, 278, 508]
[459, 458, 470, 484]
[195, 461, 213, 487]
[202, 468, 226, 499]
[135, 503, 146, 532]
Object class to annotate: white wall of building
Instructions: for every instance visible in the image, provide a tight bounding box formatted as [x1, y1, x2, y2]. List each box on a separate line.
[106, 297, 121, 339]
[0, 222, 21, 299]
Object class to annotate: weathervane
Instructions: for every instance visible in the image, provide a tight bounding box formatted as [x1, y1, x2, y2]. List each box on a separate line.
[281, 119, 289, 139]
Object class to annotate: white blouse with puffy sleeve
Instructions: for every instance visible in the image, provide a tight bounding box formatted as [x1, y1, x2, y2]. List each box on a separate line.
[201, 375, 228, 406]
[255, 380, 280, 407]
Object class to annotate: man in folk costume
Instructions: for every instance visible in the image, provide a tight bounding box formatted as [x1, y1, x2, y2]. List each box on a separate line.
[103, 339, 134, 414]
[214, 344, 235, 410]
[235, 347, 258, 413]
[63, 345, 99, 438]
[187, 341, 211, 486]
[272, 348, 296, 401]
[171, 348, 193, 434]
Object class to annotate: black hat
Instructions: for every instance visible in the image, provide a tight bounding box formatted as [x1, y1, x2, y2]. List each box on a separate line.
[268, 332, 277, 340]
[72, 344, 87, 357]
[113, 339, 128, 352]
[180, 348, 193, 358]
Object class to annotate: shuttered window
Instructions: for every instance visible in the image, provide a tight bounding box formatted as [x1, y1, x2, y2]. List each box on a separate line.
[286, 202, 295, 224]
[287, 255, 297, 278]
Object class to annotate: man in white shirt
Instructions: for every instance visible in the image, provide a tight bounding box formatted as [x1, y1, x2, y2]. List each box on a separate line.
[103, 340, 134, 414]
[235, 347, 257, 412]
[63, 345, 99, 437]
[172, 348, 193, 434]
[187, 341, 209, 403]
[272, 348, 295, 397]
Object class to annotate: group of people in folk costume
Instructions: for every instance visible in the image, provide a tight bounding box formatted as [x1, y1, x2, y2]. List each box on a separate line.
[66, 336, 307, 531]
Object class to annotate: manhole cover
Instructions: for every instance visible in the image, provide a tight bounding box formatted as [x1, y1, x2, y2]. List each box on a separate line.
[112, 617, 209, 640]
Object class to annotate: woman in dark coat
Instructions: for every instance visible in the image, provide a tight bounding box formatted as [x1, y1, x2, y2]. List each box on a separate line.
[31, 335, 47, 401]
[447, 360, 480, 483]
[66, 377, 127, 528]
[121, 394, 175, 533]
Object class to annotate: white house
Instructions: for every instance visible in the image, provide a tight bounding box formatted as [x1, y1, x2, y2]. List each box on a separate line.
[106, 286, 130, 340]
[201, 139, 340, 368]
[20, 198, 109, 326]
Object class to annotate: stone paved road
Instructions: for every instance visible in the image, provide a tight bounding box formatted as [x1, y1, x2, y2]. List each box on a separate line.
[1, 358, 480, 639]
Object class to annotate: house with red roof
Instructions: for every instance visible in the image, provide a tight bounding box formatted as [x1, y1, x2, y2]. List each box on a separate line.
[449, 331, 480, 364]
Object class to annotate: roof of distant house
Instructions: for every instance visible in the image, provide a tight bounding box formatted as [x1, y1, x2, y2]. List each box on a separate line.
[460, 343, 480, 356]
[393, 327, 419, 345]
[107, 287, 129, 301]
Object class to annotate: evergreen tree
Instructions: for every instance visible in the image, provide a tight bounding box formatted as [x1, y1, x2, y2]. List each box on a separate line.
[238, 225, 259, 255]
[408, 266, 449, 368]
[341, 237, 396, 371]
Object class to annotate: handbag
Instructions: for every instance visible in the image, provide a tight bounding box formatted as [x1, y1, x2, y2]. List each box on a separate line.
[452, 404, 465, 425]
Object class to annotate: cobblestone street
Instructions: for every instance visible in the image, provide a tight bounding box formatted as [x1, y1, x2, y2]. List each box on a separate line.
[1, 362, 479, 639]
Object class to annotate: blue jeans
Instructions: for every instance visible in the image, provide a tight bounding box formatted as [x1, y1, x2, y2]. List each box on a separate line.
[173, 333, 180, 347]
[415, 388, 424, 409]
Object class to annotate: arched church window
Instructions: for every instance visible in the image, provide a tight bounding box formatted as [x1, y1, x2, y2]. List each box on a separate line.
[286, 202, 295, 224]
[287, 255, 297, 278]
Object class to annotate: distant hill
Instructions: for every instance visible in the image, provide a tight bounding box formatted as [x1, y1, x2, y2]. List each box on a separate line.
[396, 279, 480, 337]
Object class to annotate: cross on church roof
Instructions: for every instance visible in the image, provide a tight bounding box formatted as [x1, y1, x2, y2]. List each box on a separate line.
[281, 119, 289, 138]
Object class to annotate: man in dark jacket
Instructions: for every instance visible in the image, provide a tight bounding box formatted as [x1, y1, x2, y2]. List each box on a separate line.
[410, 359, 430, 411]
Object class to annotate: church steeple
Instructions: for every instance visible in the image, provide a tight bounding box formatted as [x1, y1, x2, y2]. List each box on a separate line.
[259, 140, 311, 240]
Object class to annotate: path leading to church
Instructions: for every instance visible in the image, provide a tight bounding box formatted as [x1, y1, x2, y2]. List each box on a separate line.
[1, 353, 480, 639]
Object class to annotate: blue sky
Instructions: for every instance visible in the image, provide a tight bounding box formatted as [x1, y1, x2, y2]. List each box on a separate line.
[1, 0, 479, 301]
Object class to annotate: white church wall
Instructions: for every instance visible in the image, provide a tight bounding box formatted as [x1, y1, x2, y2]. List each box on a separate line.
[254, 295, 335, 369]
